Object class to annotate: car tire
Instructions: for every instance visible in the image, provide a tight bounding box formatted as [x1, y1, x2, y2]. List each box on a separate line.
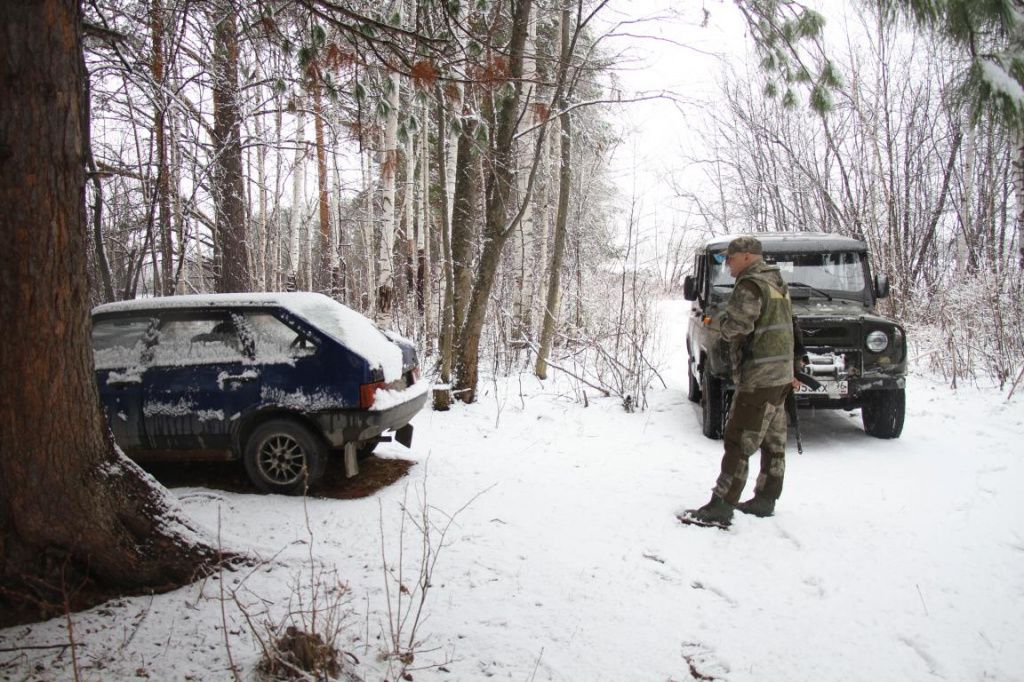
[861, 389, 905, 439]
[700, 371, 724, 440]
[244, 419, 328, 494]
[687, 359, 701, 403]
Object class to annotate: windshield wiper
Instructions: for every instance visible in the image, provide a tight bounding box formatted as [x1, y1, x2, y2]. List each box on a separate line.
[712, 283, 734, 289]
[787, 281, 833, 301]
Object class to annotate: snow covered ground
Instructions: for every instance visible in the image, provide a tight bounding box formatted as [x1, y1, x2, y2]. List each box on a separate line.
[3, 299, 1023, 681]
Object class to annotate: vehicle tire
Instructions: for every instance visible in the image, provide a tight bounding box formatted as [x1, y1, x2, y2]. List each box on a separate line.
[687, 359, 701, 403]
[861, 389, 905, 439]
[244, 419, 328, 494]
[700, 371, 724, 440]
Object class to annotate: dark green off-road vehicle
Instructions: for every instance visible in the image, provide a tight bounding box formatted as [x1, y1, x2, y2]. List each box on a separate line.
[683, 232, 907, 440]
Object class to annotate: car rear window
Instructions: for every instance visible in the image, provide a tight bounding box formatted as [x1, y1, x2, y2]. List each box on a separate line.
[92, 317, 153, 370]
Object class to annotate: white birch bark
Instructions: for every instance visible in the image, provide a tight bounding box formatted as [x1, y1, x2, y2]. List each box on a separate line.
[404, 110, 416, 296]
[377, 7, 402, 294]
[420, 97, 433, 349]
[361, 146, 376, 309]
[445, 85, 461, 236]
[511, 8, 538, 338]
[330, 115, 343, 283]
[271, 100, 283, 290]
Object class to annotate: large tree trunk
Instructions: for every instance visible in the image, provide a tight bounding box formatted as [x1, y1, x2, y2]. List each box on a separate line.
[433, 90, 456, 410]
[535, 9, 572, 380]
[450, 117, 481, 348]
[288, 100, 306, 290]
[151, 0, 173, 296]
[454, 0, 533, 402]
[0, 0, 216, 627]
[312, 78, 331, 292]
[378, 57, 402, 314]
[511, 10, 539, 343]
[212, 5, 250, 292]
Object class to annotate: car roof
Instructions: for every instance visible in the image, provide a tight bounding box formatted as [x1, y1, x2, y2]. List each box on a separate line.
[92, 292, 319, 316]
[703, 231, 868, 253]
[92, 292, 405, 381]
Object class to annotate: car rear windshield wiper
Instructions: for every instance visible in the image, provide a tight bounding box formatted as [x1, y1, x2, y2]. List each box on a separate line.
[787, 281, 833, 301]
[712, 283, 735, 289]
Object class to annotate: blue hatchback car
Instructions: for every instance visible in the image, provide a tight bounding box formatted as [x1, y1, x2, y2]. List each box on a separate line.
[91, 293, 428, 494]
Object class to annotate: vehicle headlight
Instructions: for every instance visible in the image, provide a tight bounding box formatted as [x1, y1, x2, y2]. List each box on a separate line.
[866, 330, 889, 353]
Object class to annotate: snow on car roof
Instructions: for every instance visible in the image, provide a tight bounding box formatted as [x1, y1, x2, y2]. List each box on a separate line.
[704, 231, 868, 253]
[93, 292, 403, 381]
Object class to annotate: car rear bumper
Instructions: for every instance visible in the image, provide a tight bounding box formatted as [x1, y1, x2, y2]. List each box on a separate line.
[314, 388, 428, 447]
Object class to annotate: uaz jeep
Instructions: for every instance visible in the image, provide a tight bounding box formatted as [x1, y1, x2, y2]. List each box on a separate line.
[683, 232, 907, 440]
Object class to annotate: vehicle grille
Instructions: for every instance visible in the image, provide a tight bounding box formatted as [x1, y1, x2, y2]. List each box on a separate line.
[799, 322, 856, 347]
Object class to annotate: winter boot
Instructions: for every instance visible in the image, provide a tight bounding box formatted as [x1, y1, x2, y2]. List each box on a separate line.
[737, 494, 775, 518]
[682, 495, 734, 527]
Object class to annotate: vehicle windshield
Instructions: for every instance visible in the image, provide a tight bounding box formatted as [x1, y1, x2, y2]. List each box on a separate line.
[709, 251, 868, 301]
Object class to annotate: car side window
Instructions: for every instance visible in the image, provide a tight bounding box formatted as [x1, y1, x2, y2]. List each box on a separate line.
[92, 317, 155, 369]
[243, 312, 317, 362]
[150, 316, 246, 367]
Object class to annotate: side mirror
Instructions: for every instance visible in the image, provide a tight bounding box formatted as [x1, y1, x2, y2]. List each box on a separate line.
[683, 275, 697, 301]
[874, 273, 890, 299]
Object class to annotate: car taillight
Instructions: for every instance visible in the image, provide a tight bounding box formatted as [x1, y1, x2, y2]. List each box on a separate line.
[360, 381, 385, 409]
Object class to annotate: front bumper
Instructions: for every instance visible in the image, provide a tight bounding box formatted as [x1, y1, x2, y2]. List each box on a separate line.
[795, 374, 905, 409]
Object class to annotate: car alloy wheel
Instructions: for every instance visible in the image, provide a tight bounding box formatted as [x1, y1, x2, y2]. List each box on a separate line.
[257, 434, 307, 485]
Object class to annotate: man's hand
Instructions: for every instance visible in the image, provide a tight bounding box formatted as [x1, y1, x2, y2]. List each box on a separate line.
[791, 377, 802, 390]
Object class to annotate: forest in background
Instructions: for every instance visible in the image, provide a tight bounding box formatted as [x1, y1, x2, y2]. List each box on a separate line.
[80, 0, 1024, 404]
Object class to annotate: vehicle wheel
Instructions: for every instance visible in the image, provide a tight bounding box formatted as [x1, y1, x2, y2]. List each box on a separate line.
[687, 359, 701, 403]
[244, 419, 327, 494]
[861, 389, 905, 439]
[700, 371, 724, 440]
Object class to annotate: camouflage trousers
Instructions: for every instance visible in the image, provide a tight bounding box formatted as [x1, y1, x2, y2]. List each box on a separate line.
[713, 383, 790, 504]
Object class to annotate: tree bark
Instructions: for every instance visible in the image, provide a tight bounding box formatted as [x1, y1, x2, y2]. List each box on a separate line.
[288, 100, 306, 290]
[433, 90, 456, 410]
[0, 0, 217, 626]
[450, 117, 481, 349]
[212, 5, 250, 292]
[151, 0, 173, 296]
[535, 9, 572, 380]
[312, 78, 331, 292]
[378, 56, 402, 314]
[454, 0, 534, 402]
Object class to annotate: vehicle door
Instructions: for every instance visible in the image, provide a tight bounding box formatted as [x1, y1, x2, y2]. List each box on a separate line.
[142, 311, 261, 454]
[241, 309, 326, 404]
[92, 315, 156, 453]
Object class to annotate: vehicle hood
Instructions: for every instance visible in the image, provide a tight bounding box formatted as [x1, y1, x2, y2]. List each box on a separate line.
[794, 300, 901, 327]
[792, 298, 872, 319]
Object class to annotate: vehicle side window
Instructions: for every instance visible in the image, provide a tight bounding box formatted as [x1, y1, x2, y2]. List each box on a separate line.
[243, 312, 316, 362]
[150, 316, 246, 367]
[92, 317, 154, 369]
[694, 254, 705, 303]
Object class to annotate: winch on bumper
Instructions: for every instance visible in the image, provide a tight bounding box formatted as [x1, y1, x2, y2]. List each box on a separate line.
[795, 350, 905, 409]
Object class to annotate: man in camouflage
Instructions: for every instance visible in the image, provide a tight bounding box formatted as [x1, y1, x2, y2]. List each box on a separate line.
[683, 236, 802, 527]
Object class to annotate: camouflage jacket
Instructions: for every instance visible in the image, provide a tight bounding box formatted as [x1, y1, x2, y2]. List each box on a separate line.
[720, 260, 798, 390]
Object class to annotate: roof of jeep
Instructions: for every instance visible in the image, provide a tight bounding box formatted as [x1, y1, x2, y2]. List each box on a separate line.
[704, 232, 868, 254]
